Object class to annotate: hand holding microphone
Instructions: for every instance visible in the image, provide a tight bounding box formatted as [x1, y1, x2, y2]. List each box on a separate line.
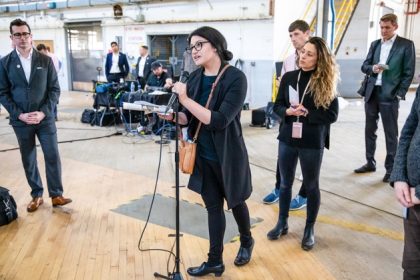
[164, 71, 189, 114]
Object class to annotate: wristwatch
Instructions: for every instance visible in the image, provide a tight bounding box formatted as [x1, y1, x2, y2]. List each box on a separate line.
[415, 185, 420, 200]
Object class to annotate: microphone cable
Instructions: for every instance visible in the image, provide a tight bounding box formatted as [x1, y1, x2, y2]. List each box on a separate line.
[136, 119, 177, 277]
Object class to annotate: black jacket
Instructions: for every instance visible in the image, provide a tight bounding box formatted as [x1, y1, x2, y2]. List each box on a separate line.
[105, 52, 130, 78]
[183, 66, 252, 209]
[273, 69, 339, 150]
[135, 55, 156, 82]
[361, 36, 415, 102]
[0, 49, 60, 125]
[390, 87, 420, 198]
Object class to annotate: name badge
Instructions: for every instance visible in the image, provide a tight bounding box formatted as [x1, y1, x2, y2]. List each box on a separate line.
[292, 122, 303, 139]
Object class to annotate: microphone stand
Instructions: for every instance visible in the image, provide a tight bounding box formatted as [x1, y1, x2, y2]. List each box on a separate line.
[154, 95, 184, 280]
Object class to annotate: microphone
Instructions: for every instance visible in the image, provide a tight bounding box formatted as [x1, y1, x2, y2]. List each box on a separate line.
[165, 71, 189, 114]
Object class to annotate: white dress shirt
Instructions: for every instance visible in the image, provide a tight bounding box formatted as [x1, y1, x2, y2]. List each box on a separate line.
[281, 51, 299, 76]
[16, 48, 33, 82]
[110, 52, 121, 74]
[375, 33, 397, 86]
[138, 55, 147, 77]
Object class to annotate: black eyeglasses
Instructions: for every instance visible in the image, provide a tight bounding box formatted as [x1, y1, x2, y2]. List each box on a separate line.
[12, 32, 31, 39]
[186, 41, 209, 53]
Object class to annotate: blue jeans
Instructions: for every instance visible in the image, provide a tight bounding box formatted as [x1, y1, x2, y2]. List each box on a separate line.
[12, 119, 63, 198]
[278, 143, 324, 224]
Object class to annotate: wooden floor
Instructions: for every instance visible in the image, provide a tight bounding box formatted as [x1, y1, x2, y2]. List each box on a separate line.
[0, 90, 414, 280]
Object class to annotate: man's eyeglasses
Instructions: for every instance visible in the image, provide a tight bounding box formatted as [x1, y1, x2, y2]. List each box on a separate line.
[186, 41, 209, 53]
[12, 32, 31, 39]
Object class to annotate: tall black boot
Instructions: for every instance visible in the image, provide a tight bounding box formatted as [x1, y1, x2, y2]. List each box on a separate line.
[267, 217, 288, 240]
[301, 223, 315, 251]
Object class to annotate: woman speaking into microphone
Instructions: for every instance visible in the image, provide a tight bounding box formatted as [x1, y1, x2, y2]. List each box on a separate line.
[161, 26, 253, 277]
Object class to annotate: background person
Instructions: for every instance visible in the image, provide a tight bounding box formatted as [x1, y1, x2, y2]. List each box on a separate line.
[354, 13, 415, 183]
[263, 20, 310, 212]
[390, 86, 420, 280]
[267, 37, 339, 251]
[36, 43, 59, 121]
[105, 41, 130, 83]
[135, 45, 155, 89]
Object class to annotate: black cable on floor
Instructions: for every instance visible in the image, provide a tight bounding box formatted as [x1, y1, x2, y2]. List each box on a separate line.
[249, 161, 402, 219]
[0, 132, 119, 153]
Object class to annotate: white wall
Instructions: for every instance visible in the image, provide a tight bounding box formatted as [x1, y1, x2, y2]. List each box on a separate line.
[0, 0, 274, 98]
[273, 0, 316, 61]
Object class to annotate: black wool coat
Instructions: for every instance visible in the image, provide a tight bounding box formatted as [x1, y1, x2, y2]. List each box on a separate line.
[182, 65, 252, 209]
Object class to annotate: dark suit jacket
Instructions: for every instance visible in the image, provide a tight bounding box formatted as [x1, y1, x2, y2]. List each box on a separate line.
[361, 35, 415, 102]
[0, 48, 60, 126]
[183, 66, 252, 209]
[390, 87, 420, 196]
[105, 52, 130, 78]
[135, 55, 155, 81]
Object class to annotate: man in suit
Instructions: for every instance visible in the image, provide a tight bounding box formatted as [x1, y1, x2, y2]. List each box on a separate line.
[0, 18, 72, 212]
[263, 20, 310, 209]
[355, 13, 415, 183]
[105, 41, 130, 83]
[135, 45, 155, 89]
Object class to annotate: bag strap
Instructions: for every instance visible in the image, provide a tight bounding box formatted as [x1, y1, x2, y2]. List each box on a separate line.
[192, 64, 230, 142]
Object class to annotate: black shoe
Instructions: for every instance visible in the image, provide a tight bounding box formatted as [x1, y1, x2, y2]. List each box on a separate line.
[234, 237, 254, 266]
[267, 217, 288, 240]
[187, 262, 225, 277]
[354, 163, 376, 173]
[301, 223, 315, 251]
[383, 173, 391, 183]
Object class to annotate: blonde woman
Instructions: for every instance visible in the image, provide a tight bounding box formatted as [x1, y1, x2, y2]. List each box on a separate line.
[267, 37, 339, 251]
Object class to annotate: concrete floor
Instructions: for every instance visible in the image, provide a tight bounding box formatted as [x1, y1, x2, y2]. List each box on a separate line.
[0, 89, 416, 279]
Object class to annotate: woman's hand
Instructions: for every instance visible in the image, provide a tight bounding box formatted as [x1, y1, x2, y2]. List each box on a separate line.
[286, 104, 308, 117]
[172, 82, 188, 104]
[158, 113, 174, 122]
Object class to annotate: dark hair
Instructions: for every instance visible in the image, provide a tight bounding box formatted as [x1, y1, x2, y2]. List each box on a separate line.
[10, 18, 31, 34]
[288, 20, 310, 33]
[36, 43, 47, 51]
[188, 26, 233, 62]
[110, 41, 118, 47]
[380, 13, 398, 25]
[141, 45, 148, 50]
[151, 61, 162, 69]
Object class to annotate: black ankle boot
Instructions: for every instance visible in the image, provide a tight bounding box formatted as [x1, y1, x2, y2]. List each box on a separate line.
[267, 217, 288, 240]
[187, 262, 225, 277]
[301, 223, 315, 251]
[234, 237, 254, 266]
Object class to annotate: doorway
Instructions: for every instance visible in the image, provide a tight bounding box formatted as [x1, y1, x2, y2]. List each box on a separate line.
[66, 22, 103, 91]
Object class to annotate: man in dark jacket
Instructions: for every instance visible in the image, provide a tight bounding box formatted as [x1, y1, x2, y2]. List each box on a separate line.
[355, 14, 415, 183]
[0, 19, 72, 212]
[390, 87, 420, 280]
[105, 41, 130, 83]
[135, 45, 155, 89]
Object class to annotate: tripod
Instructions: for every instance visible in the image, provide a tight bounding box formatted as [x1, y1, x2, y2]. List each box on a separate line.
[154, 97, 184, 280]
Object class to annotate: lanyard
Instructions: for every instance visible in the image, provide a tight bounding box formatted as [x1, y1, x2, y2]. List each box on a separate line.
[296, 70, 311, 122]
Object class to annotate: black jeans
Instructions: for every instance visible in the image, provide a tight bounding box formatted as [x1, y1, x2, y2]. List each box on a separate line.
[107, 73, 125, 83]
[12, 119, 63, 198]
[200, 157, 252, 264]
[275, 143, 306, 198]
[278, 143, 323, 224]
[365, 86, 399, 173]
[403, 205, 420, 280]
